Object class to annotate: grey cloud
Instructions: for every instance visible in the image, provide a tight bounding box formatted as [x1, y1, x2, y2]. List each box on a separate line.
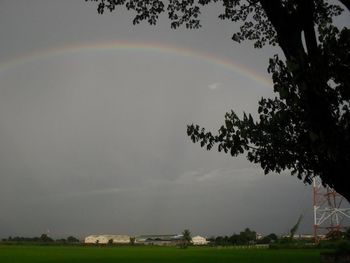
[1, 0, 343, 239]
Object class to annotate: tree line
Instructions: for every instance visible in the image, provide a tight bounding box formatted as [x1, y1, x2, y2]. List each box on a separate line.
[208, 228, 277, 246]
[2, 234, 80, 244]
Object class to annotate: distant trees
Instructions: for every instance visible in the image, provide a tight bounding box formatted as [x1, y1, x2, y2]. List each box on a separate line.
[4, 236, 42, 242]
[67, 236, 80, 243]
[326, 230, 348, 241]
[238, 228, 257, 244]
[208, 228, 278, 246]
[40, 234, 53, 242]
[180, 229, 192, 248]
[258, 233, 278, 244]
[255, 233, 278, 245]
[1, 234, 80, 244]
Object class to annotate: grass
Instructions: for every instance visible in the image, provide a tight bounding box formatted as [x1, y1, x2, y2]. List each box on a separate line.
[0, 245, 322, 263]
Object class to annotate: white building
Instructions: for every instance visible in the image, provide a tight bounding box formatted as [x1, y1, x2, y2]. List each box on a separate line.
[191, 235, 209, 245]
[84, 235, 130, 244]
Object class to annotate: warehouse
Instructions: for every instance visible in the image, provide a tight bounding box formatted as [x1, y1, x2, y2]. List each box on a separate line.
[84, 235, 130, 244]
[191, 236, 209, 245]
[135, 234, 182, 246]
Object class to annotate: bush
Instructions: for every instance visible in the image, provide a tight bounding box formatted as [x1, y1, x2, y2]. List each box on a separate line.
[318, 240, 350, 252]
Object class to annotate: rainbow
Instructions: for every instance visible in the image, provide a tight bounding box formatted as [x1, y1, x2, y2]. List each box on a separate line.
[0, 40, 272, 87]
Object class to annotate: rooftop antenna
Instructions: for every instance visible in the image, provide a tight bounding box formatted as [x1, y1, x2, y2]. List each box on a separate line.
[313, 177, 350, 243]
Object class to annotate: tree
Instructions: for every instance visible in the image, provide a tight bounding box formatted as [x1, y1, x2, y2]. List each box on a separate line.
[181, 229, 192, 248]
[210, 228, 257, 246]
[266, 233, 278, 242]
[212, 235, 230, 246]
[67, 236, 80, 243]
[257, 233, 278, 244]
[238, 228, 256, 244]
[228, 234, 239, 245]
[40, 234, 53, 243]
[56, 238, 67, 243]
[326, 229, 346, 240]
[85, 0, 350, 201]
[188, 24, 350, 201]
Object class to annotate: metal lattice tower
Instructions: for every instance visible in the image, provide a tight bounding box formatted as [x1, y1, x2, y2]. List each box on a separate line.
[313, 177, 350, 242]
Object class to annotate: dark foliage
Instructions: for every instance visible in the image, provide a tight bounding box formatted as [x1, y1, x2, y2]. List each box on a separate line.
[187, 24, 350, 201]
[209, 228, 260, 246]
[67, 236, 80, 243]
[257, 233, 278, 244]
[180, 229, 192, 248]
[2, 234, 80, 244]
[86, 0, 350, 201]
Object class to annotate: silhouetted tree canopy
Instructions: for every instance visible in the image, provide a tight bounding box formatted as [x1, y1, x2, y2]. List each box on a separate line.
[86, 0, 350, 201]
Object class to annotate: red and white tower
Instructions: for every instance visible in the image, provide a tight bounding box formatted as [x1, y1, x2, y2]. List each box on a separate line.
[313, 177, 350, 243]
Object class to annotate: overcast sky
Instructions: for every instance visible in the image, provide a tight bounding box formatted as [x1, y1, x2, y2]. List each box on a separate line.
[0, 1, 348, 239]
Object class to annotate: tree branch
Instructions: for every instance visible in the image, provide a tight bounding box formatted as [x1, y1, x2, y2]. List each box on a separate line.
[338, 0, 350, 11]
[247, 145, 258, 150]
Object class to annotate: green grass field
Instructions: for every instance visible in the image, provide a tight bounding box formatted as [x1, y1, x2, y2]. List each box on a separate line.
[0, 245, 323, 263]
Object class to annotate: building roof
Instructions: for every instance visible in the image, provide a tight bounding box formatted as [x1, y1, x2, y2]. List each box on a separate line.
[85, 235, 130, 239]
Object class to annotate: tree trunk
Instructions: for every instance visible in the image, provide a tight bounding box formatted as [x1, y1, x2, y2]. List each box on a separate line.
[260, 1, 350, 202]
